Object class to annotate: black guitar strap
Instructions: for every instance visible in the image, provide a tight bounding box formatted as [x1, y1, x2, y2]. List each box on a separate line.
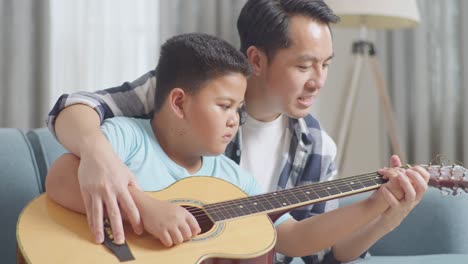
[102, 218, 135, 262]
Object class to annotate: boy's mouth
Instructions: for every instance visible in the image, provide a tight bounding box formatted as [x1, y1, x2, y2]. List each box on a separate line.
[222, 133, 233, 142]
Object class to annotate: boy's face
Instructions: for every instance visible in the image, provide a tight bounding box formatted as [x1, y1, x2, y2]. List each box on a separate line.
[257, 15, 333, 119]
[185, 73, 247, 155]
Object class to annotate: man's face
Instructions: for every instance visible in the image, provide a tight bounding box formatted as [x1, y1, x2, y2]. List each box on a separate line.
[260, 15, 333, 119]
[185, 73, 247, 155]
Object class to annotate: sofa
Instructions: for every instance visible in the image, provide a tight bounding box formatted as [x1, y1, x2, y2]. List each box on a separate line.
[1, 127, 468, 264]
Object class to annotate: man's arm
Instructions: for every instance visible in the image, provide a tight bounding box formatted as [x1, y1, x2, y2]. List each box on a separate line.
[46, 153, 201, 247]
[331, 158, 429, 262]
[274, 166, 429, 258]
[47, 71, 156, 244]
[54, 105, 142, 244]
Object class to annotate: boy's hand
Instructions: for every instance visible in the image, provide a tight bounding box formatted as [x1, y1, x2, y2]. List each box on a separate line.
[376, 155, 430, 232]
[78, 144, 143, 244]
[135, 194, 201, 247]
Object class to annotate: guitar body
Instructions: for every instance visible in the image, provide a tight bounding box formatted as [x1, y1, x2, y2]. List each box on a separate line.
[17, 177, 276, 263]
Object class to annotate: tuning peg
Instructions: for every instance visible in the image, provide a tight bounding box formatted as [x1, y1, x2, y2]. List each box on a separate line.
[452, 188, 461, 197]
[462, 187, 468, 194]
[439, 187, 451, 196]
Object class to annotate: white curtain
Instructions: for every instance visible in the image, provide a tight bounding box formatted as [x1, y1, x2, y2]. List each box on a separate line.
[49, 0, 160, 108]
[159, 0, 247, 48]
[0, 0, 50, 129]
[383, 0, 468, 165]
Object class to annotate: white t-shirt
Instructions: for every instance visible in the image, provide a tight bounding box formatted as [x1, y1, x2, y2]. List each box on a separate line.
[239, 114, 292, 193]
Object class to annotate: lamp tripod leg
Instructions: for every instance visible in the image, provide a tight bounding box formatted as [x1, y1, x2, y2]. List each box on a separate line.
[370, 56, 406, 162]
[335, 54, 365, 171]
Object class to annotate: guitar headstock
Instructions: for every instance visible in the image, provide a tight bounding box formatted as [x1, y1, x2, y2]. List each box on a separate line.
[422, 164, 468, 196]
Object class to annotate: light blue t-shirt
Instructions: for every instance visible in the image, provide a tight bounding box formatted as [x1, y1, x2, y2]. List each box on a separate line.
[101, 117, 290, 226]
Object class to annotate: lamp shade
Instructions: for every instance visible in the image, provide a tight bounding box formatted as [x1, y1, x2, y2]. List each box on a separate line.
[326, 0, 420, 29]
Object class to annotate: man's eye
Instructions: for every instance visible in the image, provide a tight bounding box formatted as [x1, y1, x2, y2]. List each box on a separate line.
[298, 65, 310, 69]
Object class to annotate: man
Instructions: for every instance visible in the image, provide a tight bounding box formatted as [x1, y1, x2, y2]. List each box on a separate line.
[47, 1, 428, 263]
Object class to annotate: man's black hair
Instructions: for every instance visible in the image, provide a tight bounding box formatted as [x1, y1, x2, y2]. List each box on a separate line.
[154, 33, 251, 112]
[237, 0, 340, 60]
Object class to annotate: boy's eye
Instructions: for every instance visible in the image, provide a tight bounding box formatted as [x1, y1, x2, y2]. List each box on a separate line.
[219, 104, 231, 110]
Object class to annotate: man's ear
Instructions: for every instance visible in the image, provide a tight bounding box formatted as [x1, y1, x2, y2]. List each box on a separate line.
[168, 88, 187, 119]
[246, 46, 268, 76]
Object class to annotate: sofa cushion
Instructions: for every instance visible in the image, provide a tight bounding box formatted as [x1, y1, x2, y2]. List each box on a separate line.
[0, 128, 42, 264]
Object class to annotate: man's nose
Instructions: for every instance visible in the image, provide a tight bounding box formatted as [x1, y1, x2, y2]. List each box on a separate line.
[307, 67, 326, 89]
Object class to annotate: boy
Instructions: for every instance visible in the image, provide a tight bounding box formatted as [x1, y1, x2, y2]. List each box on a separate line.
[47, 0, 430, 263]
[46, 32, 427, 261]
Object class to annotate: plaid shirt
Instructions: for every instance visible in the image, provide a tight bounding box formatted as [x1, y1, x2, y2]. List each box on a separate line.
[48, 71, 366, 264]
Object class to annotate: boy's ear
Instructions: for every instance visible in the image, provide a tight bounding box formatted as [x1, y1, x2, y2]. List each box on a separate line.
[246, 46, 267, 76]
[168, 88, 186, 118]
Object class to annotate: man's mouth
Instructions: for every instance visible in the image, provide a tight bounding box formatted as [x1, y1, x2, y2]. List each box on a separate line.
[297, 95, 315, 107]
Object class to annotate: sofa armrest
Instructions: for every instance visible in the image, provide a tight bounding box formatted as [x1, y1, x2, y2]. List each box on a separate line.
[0, 128, 42, 264]
[338, 188, 468, 256]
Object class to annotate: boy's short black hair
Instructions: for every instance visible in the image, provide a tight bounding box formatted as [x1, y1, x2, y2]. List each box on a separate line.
[237, 0, 340, 60]
[154, 33, 251, 112]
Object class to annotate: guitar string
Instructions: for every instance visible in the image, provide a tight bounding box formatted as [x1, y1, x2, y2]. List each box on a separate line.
[197, 166, 450, 215]
[185, 168, 450, 221]
[183, 172, 384, 220]
[132, 168, 446, 226]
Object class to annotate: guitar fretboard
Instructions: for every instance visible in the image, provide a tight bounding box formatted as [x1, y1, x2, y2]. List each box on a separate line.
[203, 173, 386, 222]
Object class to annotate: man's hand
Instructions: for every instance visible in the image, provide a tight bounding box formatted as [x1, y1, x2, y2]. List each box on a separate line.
[377, 155, 430, 232]
[78, 140, 143, 244]
[129, 187, 201, 247]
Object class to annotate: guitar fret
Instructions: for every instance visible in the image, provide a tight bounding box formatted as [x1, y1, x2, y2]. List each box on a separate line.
[314, 188, 330, 198]
[292, 191, 310, 202]
[285, 191, 303, 204]
[267, 192, 285, 208]
[249, 197, 265, 213]
[303, 189, 320, 200]
[324, 185, 341, 195]
[204, 173, 390, 222]
[337, 184, 353, 193]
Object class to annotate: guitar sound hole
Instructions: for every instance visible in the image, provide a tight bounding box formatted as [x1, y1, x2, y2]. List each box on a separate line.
[182, 205, 214, 234]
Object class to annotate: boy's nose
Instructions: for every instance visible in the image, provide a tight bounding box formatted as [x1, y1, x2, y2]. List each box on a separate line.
[227, 115, 237, 128]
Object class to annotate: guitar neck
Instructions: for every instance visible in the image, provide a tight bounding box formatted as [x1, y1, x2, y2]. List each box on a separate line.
[204, 164, 468, 222]
[204, 172, 386, 222]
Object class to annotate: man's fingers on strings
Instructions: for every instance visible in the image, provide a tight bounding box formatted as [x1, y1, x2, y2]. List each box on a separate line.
[409, 166, 431, 183]
[381, 186, 400, 207]
[397, 173, 416, 202]
[390, 155, 402, 168]
[379, 167, 404, 180]
[405, 169, 428, 200]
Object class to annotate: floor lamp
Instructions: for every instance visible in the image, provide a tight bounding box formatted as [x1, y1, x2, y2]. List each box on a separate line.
[326, 0, 420, 170]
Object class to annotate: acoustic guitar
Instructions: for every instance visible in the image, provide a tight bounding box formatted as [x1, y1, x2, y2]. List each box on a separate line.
[17, 165, 467, 264]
